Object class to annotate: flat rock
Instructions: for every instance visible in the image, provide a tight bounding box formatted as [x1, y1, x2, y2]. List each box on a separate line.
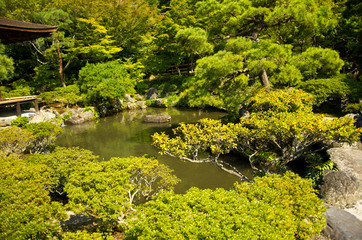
[144, 114, 171, 123]
[323, 207, 362, 240]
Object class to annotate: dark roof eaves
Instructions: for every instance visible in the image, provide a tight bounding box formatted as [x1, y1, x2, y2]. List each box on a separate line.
[0, 17, 57, 31]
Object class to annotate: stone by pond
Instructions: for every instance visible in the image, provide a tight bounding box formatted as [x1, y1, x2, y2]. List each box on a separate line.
[56, 108, 253, 193]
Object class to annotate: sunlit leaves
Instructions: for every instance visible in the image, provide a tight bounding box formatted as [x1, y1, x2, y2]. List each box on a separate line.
[126, 172, 326, 240]
[26, 146, 99, 195]
[235, 171, 326, 240]
[65, 156, 179, 226]
[292, 47, 344, 79]
[0, 156, 66, 240]
[0, 123, 62, 155]
[78, 60, 142, 105]
[236, 111, 360, 172]
[175, 27, 213, 57]
[249, 88, 315, 113]
[153, 118, 237, 162]
[0, 126, 34, 155]
[153, 89, 360, 173]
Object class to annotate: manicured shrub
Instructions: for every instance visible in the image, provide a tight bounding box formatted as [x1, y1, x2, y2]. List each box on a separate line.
[10, 116, 29, 128]
[249, 88, 315, 114]
[235, 172, 326, 240]
[24, 122, 63, 153]
[62, 230, 114, 240]
[39, 84, 83, 107]
[26, 147, 99, 195]
[78, 60, 143, 106]
[0, 126, 34, 155]
[65, 156, 179, 227]
[125, 172, 326, 240]
[0, 156, 66, 240]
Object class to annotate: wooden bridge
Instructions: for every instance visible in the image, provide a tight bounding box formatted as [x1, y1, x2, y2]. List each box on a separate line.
[0, 96, 41, 116]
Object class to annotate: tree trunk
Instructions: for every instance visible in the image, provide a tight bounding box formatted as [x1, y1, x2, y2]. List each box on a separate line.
[260, 67, 270, 88]
[56, 39, 66, 88]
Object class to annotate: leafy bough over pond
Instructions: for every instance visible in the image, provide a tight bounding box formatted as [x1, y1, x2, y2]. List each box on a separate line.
[56, 108, 252, 192]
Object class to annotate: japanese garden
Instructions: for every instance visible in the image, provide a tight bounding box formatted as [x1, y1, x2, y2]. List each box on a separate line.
[0, 0, 361, 239]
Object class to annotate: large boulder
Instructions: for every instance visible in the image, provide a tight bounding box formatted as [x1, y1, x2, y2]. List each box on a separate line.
[126, 102, 138, 110]
[320, 170, 360, 208]
[322, 147, 362, 207]
[125, 94, 136, 103]
[29, 109, 58, 124]
[137, 101, 147, 109]
[323, 207, 362, 240]
[62, 108, 95, 125]
[145, 88, 158, 100]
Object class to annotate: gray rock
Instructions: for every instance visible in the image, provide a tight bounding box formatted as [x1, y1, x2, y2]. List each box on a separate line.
[134, 94, 144, 101]
[97, 105, 108, 117]
[320, 170, 360, 208]
[345, 113, 362, 128]
[113, 98, 123, 111]
[322, 147, 362, 208]
[323, 207, 362, 240]
[137, 101, 147, 109]
[62, 108, 95, 125]
[155, 99, 167, 107]
[145, 88, 158, 100]
[126, 102, 138, 110]
[61, 211, 97, 230]
[29, 109, 58, 124]
[144, 114, 171, 123]
[125, 94, 136, 103]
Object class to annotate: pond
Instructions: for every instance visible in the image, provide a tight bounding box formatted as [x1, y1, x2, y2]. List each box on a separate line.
[56, 108, 253, 193]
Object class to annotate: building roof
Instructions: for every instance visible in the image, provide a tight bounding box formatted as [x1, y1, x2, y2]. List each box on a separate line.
[0, 17, 58, 44]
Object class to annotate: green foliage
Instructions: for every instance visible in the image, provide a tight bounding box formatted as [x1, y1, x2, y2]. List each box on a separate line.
[184, 35, 345, 113]
[62, 230, 114, 240]
[0, 156, 66, 240]
[71, 18, 122, 61]
[292, 47, 344, 79]
[39, 84, 83, 106]
[78, 60, 143, 106]
[26, 147, 99, 195]
[305, 153, 336, 187]
[236, 112, 360, 172]
[249, 88, 315, 114]
[24, 122, 63, 153]
[343, 102, 362, 114]
[195, 51, 245, 90]
[300, 74, 362, 105]
[175, 27, 213, 66]
[126, 172, 326, 240]
[0, 86, 32, 98]
[65, 156, 179, 227]
[0, 123, 62, 155]
[0, 126, 34, 156]
[153, 118, 237, 162]
[0, 44, 14, 83]
[0, 0, 46, 21]
[153, 111, 360, 173]
[10, 116, 29, 128]
[235, 172, 326, 240]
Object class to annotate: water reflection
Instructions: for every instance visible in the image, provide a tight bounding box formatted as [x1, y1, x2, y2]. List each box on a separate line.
[56, 108, 253, 193]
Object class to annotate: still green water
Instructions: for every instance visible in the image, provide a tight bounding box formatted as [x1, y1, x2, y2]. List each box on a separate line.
[56, 108, 253, 193]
